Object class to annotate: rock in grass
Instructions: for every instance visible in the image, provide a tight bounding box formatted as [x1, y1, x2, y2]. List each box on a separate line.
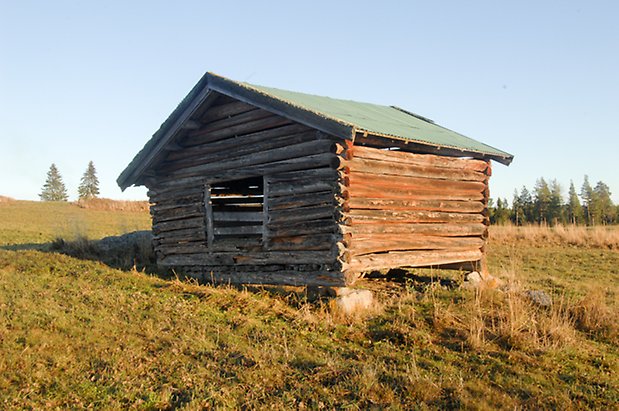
[524, 290, 552, 308]
[333, 288, 375, 316]
[465, 271, 483, 284]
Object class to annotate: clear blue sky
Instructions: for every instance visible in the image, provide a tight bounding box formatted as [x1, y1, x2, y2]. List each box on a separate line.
[1, 1, 618, 203]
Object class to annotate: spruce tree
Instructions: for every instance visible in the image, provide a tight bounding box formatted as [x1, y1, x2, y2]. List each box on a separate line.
[549, 179, 564, 225]
[581, 175, 594, 225]
[39, 163, 68, 202]
[78, 161, 100, 200]
[533, 178, 551, 224]
[567, 181, 583, 224]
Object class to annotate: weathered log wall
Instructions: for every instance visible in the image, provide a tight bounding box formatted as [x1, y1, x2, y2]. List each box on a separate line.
[343, 145, 490, 276]
[147, 95, 349, 286]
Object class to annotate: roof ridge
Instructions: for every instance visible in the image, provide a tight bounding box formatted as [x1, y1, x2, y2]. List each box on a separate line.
[390, 106, 435, 124]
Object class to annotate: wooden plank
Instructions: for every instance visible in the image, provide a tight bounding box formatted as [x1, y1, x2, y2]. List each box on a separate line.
[153, 216, 205, 234]
[161, 130, 319, 174]
[348, 209, 484, 224]
[167, 139, 339, 179]
[349, 172, 486, 193]
[350, 235, 484, 256]
[268, 205, 334, 224]
[268, 180, 340, 197]
[199, 100, 256, 123]
[348, 249, 483, 273]
[354, 134, 512, 166]
[348, 157, 486, 182]
[267, 219, 338, 238]
[151, 204, 204, 222]
[213, 225, 263, 236]
[204, 184, 214, 248]
[182, 115, 291, 147]
[342, 222, 486, 237]
[268, 233, 337, 251]
[349, 184, 484, 201]
[190, 108, 275, 137]
[269, 191, 337, 211]
[160, 250, 339, 266]
[351, 145, 489, 172]
[213, 211, 263, 222]
[347, 198, 485, 213]
[267, 167, 339, 183]
[262, 175, 269, 248]
[178, 269, 347, 287]
[165, 123, 309, 161]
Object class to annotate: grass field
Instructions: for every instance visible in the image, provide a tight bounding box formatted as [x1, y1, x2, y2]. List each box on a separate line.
[0, 200, 617, 409]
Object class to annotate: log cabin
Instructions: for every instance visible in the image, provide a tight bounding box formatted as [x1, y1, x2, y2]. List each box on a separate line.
[118, 72, 513, 287]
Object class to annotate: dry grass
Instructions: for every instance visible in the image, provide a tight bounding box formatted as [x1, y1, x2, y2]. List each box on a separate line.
[0, 196, 14, 203]
[75, 198, 149, 212]
[570, 288, 619, 342]
[490, 224, 619, 249]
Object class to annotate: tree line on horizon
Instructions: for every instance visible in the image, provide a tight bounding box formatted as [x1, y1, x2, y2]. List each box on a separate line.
[490, 176, 618, 226]
[39, 162, 100, 202]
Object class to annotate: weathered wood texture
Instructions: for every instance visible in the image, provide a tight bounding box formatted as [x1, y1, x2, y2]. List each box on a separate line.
[148, 96, 348, 286]
[146, 95, 492, 286]
[343, 145, 489, 276]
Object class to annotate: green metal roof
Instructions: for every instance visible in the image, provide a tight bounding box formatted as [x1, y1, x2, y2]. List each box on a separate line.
[240, 82, 513, 161]
[118, 72, 512, 190]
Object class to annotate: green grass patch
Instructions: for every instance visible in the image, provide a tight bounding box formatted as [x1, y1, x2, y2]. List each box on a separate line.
[0, 201, 617, 408]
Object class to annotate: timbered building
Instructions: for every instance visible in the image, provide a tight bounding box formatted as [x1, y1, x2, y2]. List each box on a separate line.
[118, 72, 513, 286]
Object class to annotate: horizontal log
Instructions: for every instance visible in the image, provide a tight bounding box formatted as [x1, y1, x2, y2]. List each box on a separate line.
[268, 191, 338, 210]
[199, 101, 258, 124]
[152, 204, 204, 222]
[182, 115, 291, 147]
[268, 179, 342, 198]
[179, 269, 347, 287]
[267, 167, 339, 183]
[208, 153, 343, 183]
[348, 209, 485, 224]
[160, 250, 339, 266]
[166, 123, 310, 161]
[153, 216, 205, 234]
[190, 108, 274, 138]
[213, 211, 262, 222]
[342, 223, 486, 237]
[268, 205, 335, 224]
[213, 225, 263, 236]
[155, 243, 208, 255]
[148, 186, 204, 202]
[153, 227, 205, 244]
[348, 249, 484, 273]
[347, 198, 484, 213]
[349, 184, 484, 201]
[349, 173, 485, 193]
[161, 130, 318, 173]
[348, 157, 486, 182]
[267, 219, 338, 238]
[268, 233, 337, 251]
[166, 139, 339, 179]
[350, 235, 484, 256]
[351, 145, 489, 172]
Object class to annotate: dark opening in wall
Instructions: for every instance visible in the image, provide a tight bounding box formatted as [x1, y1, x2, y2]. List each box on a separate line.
[205, 177, 264, 246]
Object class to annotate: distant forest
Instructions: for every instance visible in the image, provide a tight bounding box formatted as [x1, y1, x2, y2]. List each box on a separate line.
[490, 176, 618, 225]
